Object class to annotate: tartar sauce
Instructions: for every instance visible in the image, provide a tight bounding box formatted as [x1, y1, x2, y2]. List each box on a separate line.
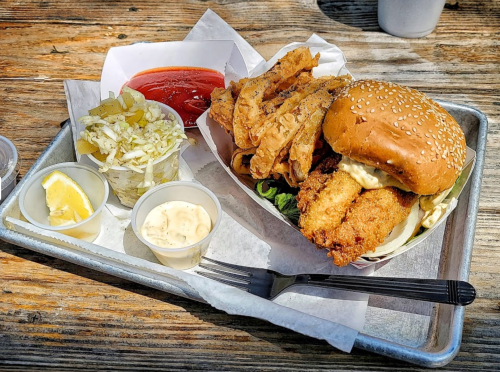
[141, 201, 211, 249]
[420, 188, 454, 229]
[339, 156, 454, 229]
[338, 156, 410, 191]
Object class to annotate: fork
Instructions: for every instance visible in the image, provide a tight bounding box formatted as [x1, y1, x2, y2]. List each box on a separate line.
[196, 257, 476, 306]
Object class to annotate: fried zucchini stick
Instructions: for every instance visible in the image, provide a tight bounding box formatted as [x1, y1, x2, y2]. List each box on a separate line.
[288, 96, 334, 186]
[209, 87, 235, 134]
[233, 78, 271, 149]
[250, 89, 332, 179]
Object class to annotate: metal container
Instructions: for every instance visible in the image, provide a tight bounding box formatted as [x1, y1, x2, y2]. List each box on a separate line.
[0, 100, 487, 367]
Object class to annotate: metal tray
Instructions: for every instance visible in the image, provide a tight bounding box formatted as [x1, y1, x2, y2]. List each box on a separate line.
[0, 100, 487, 367]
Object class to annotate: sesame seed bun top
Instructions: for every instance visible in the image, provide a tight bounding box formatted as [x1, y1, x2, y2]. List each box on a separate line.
[322, 79, 467, 195]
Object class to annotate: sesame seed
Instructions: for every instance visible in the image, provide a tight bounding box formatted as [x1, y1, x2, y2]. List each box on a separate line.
[351, 106, 355, 110]
[425, 133, 430, 138]
[370, 108, 375, 113]
[427, 141, 432, 145]
[413, 127, 417, 132]
[417, 161, 422, 164]
[406, 131, 411, 135]
[362, 116, 367, 121]
[381, 107, 385, 110]
[351, 97, 355, 101]
[421, 150, 425, 155]
[352, 110, 357, 114]
[394, 122, 399, 127]
[393, 109, 397, 114]
[357, 104, 362, 109]
[398, 117, 403, 120]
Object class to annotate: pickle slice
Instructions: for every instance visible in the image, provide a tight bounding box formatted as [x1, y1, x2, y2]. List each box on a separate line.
[88, 98, 123, 117]
[125, 109, 144, 125]
[76, 138, 99, 154]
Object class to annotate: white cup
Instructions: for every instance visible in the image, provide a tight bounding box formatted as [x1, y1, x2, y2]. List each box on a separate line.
[131, 181, 222, 270]
[0, 135, 20, 203]
[87, 101, 184, 208]
[19, 162, 109, 242]
[378, 0, 447, 38]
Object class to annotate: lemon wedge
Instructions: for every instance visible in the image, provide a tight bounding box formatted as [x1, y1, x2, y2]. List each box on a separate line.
[41, 170, 94, 226]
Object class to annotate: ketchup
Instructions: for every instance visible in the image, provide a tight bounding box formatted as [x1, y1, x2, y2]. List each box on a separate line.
[124, 67, 225, 127]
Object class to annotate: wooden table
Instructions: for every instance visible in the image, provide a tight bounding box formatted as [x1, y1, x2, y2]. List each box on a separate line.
[1, 1, 499, 370]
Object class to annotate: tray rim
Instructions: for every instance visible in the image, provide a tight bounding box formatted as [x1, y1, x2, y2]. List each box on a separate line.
[0, 99, 488, 368]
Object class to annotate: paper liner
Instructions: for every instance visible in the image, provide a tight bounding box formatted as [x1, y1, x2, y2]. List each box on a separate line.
[196, 36, 476, 269]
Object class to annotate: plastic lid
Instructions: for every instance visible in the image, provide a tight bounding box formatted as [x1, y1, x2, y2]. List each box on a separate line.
[0, 135, 18, 184]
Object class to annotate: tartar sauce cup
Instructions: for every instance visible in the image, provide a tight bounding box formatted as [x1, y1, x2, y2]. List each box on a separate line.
[0, 135, 20, 203]
[131, 181, 222, 270]
[19, 162, 109, 242]
[87, 101, 184, 208]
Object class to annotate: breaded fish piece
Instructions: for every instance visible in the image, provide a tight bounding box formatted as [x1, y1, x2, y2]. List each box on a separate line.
[297, 156, 342, 215]
[250, 89, 333, 179]
[209, 87, 235, 133]
[233, 78, 271, 149]
[288, 95, 334, 186]
[298, 169, 362, 244]
[326, 187, 418, 267]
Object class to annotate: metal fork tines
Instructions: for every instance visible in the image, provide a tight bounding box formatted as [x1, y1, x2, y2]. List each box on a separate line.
[196, 257, 476, 306]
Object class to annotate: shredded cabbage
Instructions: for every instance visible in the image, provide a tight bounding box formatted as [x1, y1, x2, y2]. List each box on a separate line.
[79, 88, 186, 195]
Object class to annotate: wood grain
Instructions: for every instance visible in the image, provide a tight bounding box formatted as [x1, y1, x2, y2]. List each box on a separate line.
[1, 0, 499, 370]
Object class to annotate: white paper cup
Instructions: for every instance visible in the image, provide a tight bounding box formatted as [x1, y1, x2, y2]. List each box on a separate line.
[19, 162, 109, 242]
[87, 101, 184, 208]
[0, 135, 20, 203]
[131, 181, 222, 270]
[378, 0, 446, 38]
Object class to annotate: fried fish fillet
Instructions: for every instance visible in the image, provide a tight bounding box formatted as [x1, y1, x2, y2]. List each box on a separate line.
[325, 187, 418, 267]
[250, 89, 333, 179]
[298, 168, 362, 244]
[209, 87, 235, 133]
[233, 78, 271, 149]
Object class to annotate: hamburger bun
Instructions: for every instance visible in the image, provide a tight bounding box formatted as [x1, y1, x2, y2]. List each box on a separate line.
[323, 80, 466, 195]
